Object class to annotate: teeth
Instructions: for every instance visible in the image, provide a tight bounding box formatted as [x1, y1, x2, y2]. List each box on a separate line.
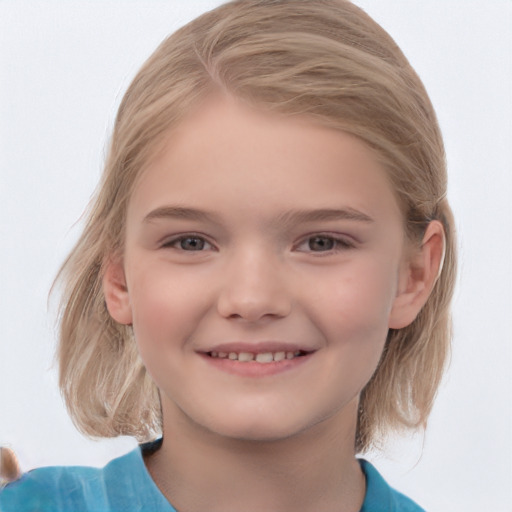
[274, 351, 285, 362]
[255, 352, 274, 363]
[238, 352, 254, 362]
[209, 350, 304, 362]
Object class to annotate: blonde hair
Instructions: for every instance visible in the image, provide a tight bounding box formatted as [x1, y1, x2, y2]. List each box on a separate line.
[56, 0, 457, 453]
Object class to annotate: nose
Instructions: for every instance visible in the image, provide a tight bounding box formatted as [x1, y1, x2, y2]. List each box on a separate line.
[216, 248, 292, 323]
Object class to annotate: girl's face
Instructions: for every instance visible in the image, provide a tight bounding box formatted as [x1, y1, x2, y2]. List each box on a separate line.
[106, 97, 414, 442]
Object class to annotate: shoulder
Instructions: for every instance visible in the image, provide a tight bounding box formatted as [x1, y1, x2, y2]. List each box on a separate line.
[0, 445, 174, 512]
[359, 459, 426, 512]
[0, 463, 104, 511]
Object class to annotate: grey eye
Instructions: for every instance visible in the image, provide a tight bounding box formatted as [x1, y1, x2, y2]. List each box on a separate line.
[179, 237, 206, 250]
[308, 236, 335, 251]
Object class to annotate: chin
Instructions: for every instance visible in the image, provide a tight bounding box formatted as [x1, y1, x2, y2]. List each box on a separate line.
[201, 412, 319, 444]
[216, 425, 302, 443]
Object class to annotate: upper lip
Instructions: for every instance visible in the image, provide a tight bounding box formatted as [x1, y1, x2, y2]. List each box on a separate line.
[198, 342, 316, 354]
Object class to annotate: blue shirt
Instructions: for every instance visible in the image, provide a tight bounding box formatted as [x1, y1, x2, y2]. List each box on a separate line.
[0, 443, 425, 511]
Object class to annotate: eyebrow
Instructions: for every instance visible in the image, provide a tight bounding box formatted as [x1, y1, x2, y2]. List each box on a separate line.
[143, 206, 222, 224]
[276, 207, 374, 226]
[142, 206, 374, 226]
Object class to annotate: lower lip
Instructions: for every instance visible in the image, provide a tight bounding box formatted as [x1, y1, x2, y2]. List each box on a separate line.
[199, 353, 314, 377]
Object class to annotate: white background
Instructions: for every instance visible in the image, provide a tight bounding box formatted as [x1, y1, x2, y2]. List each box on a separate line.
[0, 1, 511, 511]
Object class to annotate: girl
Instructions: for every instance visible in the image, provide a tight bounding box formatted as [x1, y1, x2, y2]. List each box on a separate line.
[0, 0, 456, 510]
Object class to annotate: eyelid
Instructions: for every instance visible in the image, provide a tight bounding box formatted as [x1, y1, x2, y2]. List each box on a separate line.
[159, 232, 216, 251]
[157, 231, 357, 252]
[294, 233, 357, 252]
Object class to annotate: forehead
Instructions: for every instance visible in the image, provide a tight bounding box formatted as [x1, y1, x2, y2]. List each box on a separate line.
[128, 97, 402, 229]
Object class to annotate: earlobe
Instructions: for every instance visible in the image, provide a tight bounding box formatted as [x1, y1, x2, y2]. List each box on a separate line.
[103, 256, 133, 325]
[388, 221, 445, 329]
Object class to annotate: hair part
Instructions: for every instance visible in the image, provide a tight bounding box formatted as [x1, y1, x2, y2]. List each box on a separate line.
[56, 0, 456, 453]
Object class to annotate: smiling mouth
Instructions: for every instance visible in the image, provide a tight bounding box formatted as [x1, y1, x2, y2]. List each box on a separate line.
[206, 350, 310, 363]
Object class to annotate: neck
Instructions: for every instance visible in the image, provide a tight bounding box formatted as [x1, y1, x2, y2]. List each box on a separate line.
[145, 400, 366, 512]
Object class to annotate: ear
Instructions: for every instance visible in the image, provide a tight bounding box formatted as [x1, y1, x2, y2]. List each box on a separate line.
[102, 255, 133, 325]
[388, 220, 445, 329]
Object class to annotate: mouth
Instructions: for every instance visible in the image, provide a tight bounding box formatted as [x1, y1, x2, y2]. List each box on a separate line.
[206, 350, 309, 363]
[199, 344, 315, 377]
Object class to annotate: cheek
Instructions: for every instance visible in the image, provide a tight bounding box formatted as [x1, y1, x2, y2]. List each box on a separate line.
[318, 261, 398, 390]
[126, 260, 211, 351]
[307, 256, 400, 334]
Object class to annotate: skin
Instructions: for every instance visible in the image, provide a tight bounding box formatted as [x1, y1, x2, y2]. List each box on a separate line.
[104, 96, 444, 512]
[0, 448, 21, 483]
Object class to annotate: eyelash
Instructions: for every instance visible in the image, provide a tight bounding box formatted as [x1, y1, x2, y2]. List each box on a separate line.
[295, 234, 355, 253]
[161, 234, 215, 252]
[161, 233, 355, 253]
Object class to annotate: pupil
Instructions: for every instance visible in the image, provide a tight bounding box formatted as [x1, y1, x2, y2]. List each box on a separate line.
[181, 237, 204, 250]
[309, 237, 333, 251]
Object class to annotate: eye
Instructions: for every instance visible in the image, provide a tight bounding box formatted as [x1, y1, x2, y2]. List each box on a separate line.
[308, 236, 335, 251]
[163, 235, 213, 251]
[296, 235, 354, 253]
